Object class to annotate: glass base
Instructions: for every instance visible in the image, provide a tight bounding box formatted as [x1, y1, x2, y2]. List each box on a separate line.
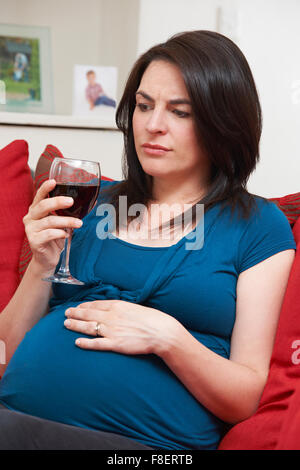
[42, 273, 85, 285]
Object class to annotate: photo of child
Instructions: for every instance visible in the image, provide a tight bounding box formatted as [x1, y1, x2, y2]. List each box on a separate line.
[72, 65, 117, 119]
[86, 70, 116, 109]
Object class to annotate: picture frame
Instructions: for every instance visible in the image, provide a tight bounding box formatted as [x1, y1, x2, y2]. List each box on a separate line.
[72, 64, 118, 121]
[0, 23, 53, 114]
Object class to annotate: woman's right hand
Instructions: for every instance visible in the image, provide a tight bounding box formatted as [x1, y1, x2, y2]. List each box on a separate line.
[23, 179, 83, 275]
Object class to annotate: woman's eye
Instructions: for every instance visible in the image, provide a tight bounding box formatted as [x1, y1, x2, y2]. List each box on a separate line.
[173, 109, 190, 118]
[136, 103, 151, 112]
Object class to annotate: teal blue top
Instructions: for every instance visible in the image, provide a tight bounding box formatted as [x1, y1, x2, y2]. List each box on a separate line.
[0, 181, 296, 449]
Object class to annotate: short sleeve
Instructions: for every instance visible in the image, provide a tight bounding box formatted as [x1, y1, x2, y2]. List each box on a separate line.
[237, 199, 296, 274]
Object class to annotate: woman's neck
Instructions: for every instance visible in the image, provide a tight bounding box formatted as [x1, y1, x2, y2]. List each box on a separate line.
[151, 174, 209, 206]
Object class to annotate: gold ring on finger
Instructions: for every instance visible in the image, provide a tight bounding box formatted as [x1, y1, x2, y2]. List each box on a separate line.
[95, 322, 102, 337]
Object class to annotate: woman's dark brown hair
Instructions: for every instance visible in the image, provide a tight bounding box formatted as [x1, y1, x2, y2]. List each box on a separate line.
[105, 30, 263, 226]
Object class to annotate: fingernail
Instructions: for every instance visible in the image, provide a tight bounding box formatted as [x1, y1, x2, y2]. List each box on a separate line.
[65, 197, 73, 204]
[64, 319, 71, 327]
[76, 339, 81, 346]
[65, 309, 71, 316]
[75, 220, 83, 227]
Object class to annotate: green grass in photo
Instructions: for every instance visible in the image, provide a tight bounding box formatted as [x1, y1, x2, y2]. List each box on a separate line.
[0, 36, 41, 102]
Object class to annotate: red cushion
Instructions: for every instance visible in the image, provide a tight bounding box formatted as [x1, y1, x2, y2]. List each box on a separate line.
[275, 385, 300, 449]
[19, 144, 113, 279]
[270, 193, 300, 228]
[0, 140, 33, 312]
[218, 216, 300, 450]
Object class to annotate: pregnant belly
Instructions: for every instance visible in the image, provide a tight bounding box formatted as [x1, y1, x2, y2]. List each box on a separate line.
[0, 308, 224, 449]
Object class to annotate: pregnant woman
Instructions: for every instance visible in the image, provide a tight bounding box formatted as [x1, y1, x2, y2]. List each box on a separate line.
[0, 30, 296, 450]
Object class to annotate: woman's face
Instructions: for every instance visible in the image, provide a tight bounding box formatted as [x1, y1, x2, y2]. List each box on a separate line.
[132, 60, 211, 184]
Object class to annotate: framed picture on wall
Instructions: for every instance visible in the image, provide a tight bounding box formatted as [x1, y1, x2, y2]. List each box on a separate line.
[72, 64, 118, 120]
[0, 23, 53, 114]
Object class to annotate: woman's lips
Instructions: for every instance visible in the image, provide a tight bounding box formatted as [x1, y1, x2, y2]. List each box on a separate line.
[141, 143, 171, 156]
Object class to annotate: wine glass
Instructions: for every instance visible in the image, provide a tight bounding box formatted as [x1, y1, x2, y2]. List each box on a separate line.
[43, 157, 101, 285]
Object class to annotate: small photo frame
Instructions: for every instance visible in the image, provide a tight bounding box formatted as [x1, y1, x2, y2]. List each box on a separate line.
[0, 23, 53, 114]
[72, 65, 118, 120]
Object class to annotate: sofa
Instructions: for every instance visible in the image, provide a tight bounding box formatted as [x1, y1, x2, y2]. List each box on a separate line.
[1, 139, 300, 450]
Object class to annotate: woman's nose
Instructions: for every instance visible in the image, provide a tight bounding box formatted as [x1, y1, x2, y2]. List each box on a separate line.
[145, 109, 168, 134]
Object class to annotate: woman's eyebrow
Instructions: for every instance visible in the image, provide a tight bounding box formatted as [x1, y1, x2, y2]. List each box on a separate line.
[135, 91, 153, 101]
[169, 98, 192, 105]
[135, 90, 191, 105]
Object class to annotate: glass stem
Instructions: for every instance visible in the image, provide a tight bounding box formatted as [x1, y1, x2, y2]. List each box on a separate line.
[57, 228, 73, 276]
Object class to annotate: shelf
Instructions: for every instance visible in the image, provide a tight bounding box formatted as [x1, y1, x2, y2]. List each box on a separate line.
[0, 112, 119, 130]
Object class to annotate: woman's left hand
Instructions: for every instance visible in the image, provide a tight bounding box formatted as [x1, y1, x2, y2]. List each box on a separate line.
[64, 300, 182, 356]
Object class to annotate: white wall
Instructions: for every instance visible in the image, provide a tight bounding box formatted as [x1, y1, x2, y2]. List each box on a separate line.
[0, 124, 123, 179]
[137, 0, 300, 198]
[100, 0, 140, 101]
[237, 0, 300, 197]
[137, 0, 235, 55]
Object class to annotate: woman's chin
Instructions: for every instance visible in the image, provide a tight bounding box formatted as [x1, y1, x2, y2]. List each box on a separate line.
[141, 163, 176, 179]
[144, 170, 173, 179]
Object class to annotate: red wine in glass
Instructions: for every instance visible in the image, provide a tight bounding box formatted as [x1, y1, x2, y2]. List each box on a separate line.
[43, 157, 101, 285]
[49, 183, 100, 219]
